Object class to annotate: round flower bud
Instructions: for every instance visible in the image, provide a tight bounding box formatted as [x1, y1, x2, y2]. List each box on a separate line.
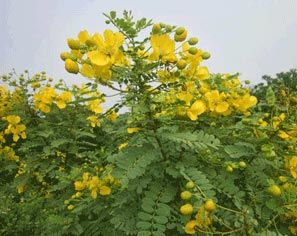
[60, 52, 71, 61]
[165, 25, 173, 32]
[188, 37, 199, 45]
[239, 161, 247, 169]
[204, 199, 216, 211]
[67, 204, 75, 210]
[65, 59, 79, 74]
[174, 30, 187, 42]
[86, 38, 97, 47]
[152, 24, 161, 34]
[180, 204, 193, 215]
[176, 59, 187, 70]
[159, 23, 166, 28]
[188, 47, 198, 55]
[67, 38, 80, 50]
[278, 176, 287, 183]
[186, 181, 195, 189]
[176, 27, 185, 35]
[268, 185, 282, 197]
[180, 191, 192, 200]
[226, 165, 233, 173]
[202, 52, 211, 60]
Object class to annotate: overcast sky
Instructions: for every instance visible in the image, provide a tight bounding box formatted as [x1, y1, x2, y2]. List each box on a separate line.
[1, 0, 297, 87]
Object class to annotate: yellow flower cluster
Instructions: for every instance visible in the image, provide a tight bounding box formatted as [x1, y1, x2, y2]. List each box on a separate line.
[2, 115, 26, 142]
[154, 75, 257, 121]
[33, 87, 72, 113]
[62, 29, 129, 81]
[0, 145, 20, 161]
[74, 172, 114, 199]
[0, 85, 23, 117]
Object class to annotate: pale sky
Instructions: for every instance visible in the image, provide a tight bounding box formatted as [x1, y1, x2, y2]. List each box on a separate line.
[1, 0, 297, 87]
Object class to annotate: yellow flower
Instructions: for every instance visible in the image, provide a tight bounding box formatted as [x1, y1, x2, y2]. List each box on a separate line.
[187, 100, 206, 121]
[289, 156, 297, 179]
[195, 206, 211, 229]
[127, 127, 141, 134]
[80, 63, 95, 78]
[82, 172, 90, 182]
[6, 115, 21, 125]
[184, 220, 198, 235]
[4, 115, 26, 142]
[177, 92, 193, 106]
[74, 181, 85, 191]
[33, 87, 57, 113]
[205, 90, 229, 114]
[17, 184, 25, 194]
[118, 142, 128, 150]
[89, 176, 101, 190]
[278, 130, 290, 140]
[107, 111, 118, 122]
[258, 119, 268, 127]
[88, 30, 125, 67]
[56, 91, 72, 109]
[87, 99, 103, 114]
[149, 34, 176, 63]
[196, 66, 209, 80]
[87, 116, 100, 128]
[99, 186, 111, 196]
[233, 94, 257, 113]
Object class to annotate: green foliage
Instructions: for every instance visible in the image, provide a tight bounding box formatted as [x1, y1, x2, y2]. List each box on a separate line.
[1, 11, 297, 236]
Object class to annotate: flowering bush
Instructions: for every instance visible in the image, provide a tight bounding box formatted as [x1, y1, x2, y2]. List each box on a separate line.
[0, 11, 296, 235]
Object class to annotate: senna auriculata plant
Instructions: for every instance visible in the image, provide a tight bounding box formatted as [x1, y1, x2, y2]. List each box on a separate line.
[1, 11, 297, 236]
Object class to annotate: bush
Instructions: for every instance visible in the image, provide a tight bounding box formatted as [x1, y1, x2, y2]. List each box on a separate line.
[1, 11, 296, 236]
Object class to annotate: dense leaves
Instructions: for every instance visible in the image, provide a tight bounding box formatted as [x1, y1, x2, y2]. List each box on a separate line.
[1, 11, 296, 236]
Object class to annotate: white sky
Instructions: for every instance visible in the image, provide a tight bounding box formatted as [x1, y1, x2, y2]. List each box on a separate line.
[1, 0, 297, 87]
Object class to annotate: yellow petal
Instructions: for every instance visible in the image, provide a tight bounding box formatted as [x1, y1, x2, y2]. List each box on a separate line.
[215, 102, 229, 113]
[56, 101, 66, 109]
[7, 115, 21, 125]
[91, 189, 97, 199]
[127, 127, 141, 134]
[78, 30, 89, 43]
[187, 100, 206, 121]
[196, 66, 209, 80]
[88, 51, 110, 66]
[99, 186, 111, 196]
[80, 63, 95, 78]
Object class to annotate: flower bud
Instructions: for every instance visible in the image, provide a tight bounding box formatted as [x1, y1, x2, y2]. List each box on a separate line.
[60, 52, 71, 61]
[176, 27, 185, 35]
[67, 38, 80, 50]
[188, 47, 198, 55]
[65, 59, 79, 74]
[188, 37, 198, 45]
[202, 52, 211, 60]
[152, 24, 161, 34]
